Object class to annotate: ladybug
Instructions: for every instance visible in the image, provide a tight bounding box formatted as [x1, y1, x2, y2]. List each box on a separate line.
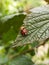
[20, 26, 28, 36]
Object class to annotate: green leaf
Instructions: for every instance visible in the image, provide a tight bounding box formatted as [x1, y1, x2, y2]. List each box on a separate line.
[31, 41, 39, 48]
[0, 54, 8, 64]
[8, 55, 34, 65]
[0, 13, 26, 45]
[2, 28, 16, 43]
[0, 13, 26, 38]
[13, 5, 49, 47]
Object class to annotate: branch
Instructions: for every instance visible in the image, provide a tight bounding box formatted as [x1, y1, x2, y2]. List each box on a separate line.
[10, 48, 34, 59]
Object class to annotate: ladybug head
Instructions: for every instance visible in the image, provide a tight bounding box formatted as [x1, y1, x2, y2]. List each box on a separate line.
[20, 26, 28, 36]
[20, 26, 25, 31]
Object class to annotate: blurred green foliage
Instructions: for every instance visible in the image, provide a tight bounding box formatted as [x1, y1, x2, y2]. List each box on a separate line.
[0, 0, 46, 16]
[0, 0, 49, 65]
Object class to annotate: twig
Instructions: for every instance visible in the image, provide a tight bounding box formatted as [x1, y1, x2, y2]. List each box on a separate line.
[10, 48, 34, 59]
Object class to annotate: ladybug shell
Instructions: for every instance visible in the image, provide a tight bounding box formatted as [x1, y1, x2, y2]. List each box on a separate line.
[20, 27, 28, 36]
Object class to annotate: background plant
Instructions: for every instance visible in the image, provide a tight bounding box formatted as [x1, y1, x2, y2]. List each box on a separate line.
[0, 0, 49, 65]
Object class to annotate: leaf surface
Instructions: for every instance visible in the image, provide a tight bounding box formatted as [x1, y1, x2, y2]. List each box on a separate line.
[13, 5, 49, 47]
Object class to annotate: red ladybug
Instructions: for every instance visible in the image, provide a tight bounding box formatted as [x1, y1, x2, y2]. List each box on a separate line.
[20, 26, 28, 36]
